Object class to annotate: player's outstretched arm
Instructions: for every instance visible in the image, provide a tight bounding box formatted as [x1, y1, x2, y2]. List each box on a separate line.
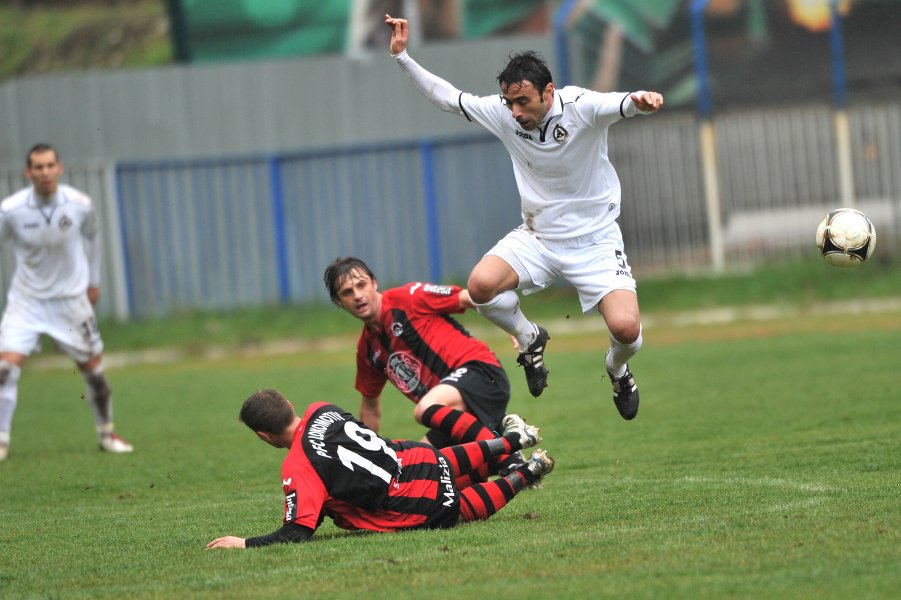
[385, 13, 463, 115]
[207, 522, 314, 548]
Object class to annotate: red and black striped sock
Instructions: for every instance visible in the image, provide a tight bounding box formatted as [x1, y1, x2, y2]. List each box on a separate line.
[420, 404, 496, 444]
[458, 477, 518, 521]
[421, 404, 513, 480]
[458, 466, 542, 522]
[438, 438, 512, 479]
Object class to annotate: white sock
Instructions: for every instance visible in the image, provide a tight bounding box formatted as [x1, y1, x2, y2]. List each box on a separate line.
[0, 361, 21, 440]
[606, 325, 643, 379]
[472, 290, 537, 350]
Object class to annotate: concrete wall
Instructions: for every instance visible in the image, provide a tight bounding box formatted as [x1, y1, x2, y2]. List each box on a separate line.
[0, 35, 555, 163]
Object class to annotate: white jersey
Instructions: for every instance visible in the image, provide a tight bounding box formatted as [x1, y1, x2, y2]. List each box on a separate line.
[0, 184, 101, 300]
[392, 50, 653, 240]
[461, 87, 646, 239]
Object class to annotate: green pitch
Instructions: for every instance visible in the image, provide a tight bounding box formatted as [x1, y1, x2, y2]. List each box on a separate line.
[1, 310, 899, 599]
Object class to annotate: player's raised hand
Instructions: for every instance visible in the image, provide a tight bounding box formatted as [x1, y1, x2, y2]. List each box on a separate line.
[385, 14, 409, 55]
[631, 91, 664, 113]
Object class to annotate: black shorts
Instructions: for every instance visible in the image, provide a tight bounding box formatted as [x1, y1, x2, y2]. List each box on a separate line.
[439, 360, 510, 433]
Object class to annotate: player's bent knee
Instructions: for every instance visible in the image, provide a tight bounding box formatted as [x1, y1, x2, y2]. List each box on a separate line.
[610, 321, 642, 345]
[466, 275, 498, 304]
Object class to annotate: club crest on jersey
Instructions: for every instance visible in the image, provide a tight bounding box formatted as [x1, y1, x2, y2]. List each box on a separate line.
[387, 351, 422, 394]
[391, 322, 404, 337]
[58, 215, 73, 231]
[552, 124, 569, 144]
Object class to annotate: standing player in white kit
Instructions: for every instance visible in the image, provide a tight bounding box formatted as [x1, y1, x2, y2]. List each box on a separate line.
[0, 143, 133, 461]
[384, 15, 663, 419]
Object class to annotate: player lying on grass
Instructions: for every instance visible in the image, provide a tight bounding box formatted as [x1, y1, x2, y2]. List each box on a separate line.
[206, 389, 554, 548]
[324, 256, 527, 486]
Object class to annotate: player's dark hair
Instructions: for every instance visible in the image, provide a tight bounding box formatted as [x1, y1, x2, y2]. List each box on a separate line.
[240, 389, 295, 434]
[26, 143, 59, 167]
[497, 51, 553, 95]
[323, 256, 376, 304]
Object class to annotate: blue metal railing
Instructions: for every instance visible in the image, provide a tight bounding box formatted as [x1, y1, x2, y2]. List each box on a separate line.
[114, 135, 518, 316]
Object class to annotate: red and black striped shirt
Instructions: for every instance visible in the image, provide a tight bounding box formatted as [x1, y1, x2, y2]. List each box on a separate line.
[355, 282, 500, 402]
[279, 402, 461, 533]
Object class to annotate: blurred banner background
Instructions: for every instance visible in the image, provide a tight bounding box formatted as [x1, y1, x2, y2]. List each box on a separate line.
[0, 0, 898, 320]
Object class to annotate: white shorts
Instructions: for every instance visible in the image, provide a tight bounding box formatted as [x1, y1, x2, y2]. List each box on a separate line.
[0, 290, 103, 363]
[486, 224, 636, 313]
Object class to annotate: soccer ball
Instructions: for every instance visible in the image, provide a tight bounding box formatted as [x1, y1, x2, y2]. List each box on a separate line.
[815, 208, 876, 268]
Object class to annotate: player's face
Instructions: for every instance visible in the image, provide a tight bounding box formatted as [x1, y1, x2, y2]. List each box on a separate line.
[501, 81, 554, 131]
[25, 150, 63, 197]
[336, 269, 380, 323]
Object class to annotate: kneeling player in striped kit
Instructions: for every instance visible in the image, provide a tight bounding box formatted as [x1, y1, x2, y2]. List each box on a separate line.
[206, 389, 554, 548]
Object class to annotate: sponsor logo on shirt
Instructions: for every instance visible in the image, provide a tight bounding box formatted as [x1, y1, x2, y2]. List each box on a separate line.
[387, 351, 422, 394]
[284, 490, 297, 523]
[422, 284, 452, 296]
[437, 455, 456, 507]
[515, 130, 533, 140]
[409, 282, 422, 295]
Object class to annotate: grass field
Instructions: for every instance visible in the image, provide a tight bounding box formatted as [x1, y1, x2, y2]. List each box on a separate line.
[1, 277, 899, 598]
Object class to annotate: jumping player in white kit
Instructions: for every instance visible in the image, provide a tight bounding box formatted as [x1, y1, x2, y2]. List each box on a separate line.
[384, 15, 664, 419]
[0, 143, 133, 461]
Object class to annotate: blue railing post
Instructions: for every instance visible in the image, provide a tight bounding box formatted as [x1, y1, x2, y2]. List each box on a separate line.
[829, 0, 848, 109]
[268, 155, 291, 303]
[552, 0, 580, 86]
[419, 140, 442, 282]
[690, 0, 713, 119]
